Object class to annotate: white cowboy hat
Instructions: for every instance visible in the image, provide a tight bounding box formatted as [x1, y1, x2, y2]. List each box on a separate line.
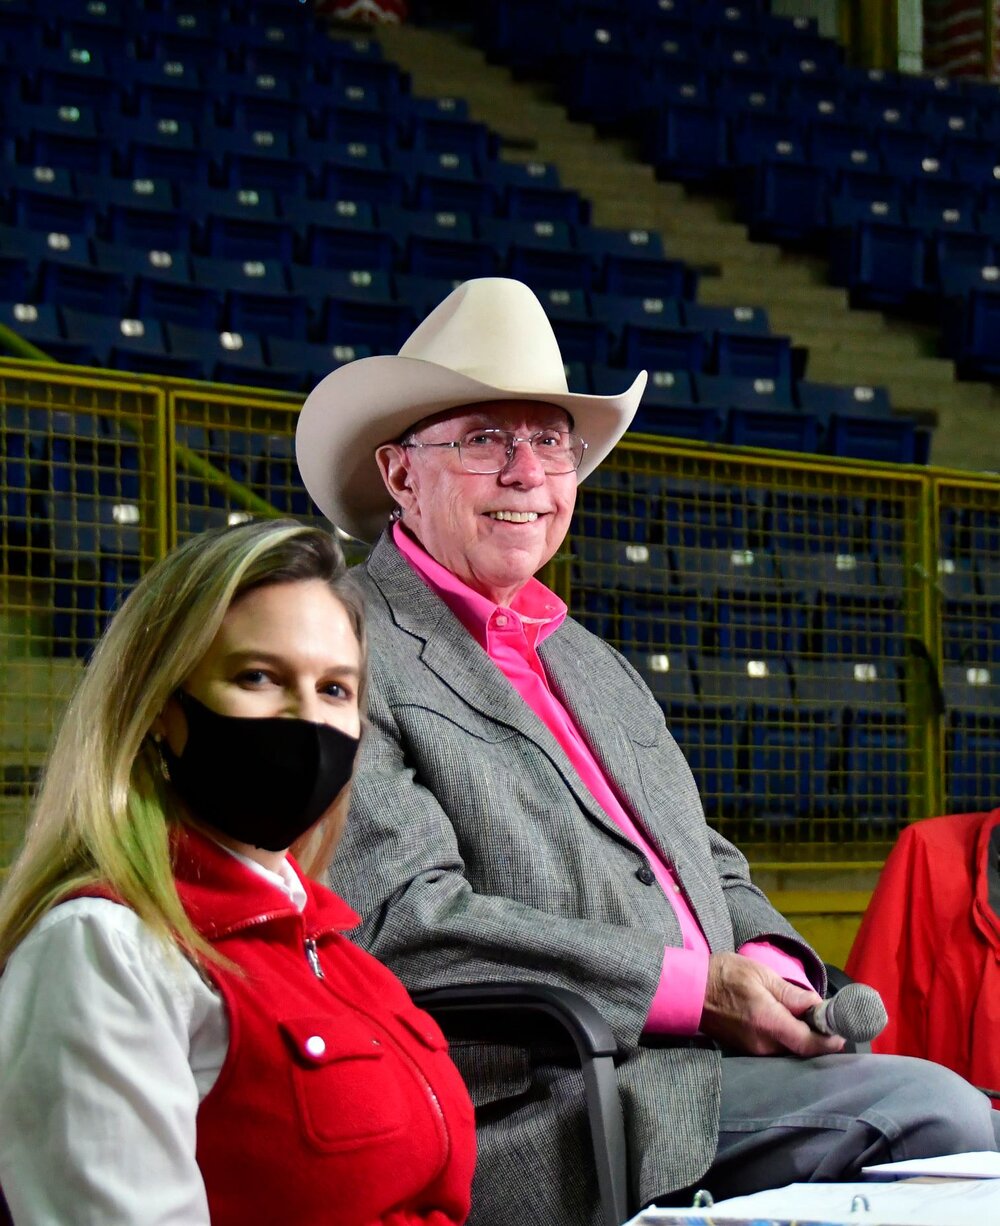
[295, 277, 647, 542]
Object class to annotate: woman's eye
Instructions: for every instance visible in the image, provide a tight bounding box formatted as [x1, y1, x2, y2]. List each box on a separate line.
[322, 682, 351, 700]
[236, 669, 269, 686]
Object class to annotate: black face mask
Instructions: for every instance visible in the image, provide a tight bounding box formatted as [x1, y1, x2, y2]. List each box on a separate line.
[161, 690, 360, 852]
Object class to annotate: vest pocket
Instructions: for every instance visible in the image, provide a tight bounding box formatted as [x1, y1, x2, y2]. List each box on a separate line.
[393, 1007, 449, 1052]
[279, 1013, 410, 1151]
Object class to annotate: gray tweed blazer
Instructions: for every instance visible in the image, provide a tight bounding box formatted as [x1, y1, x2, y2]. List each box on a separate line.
[332, 533, 824, 1224]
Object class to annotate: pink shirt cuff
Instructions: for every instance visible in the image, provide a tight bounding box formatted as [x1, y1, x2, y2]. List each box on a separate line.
[643, 942, 816, 1037]
[738, 939, 814, 992]
[643, 946, 711, 1036]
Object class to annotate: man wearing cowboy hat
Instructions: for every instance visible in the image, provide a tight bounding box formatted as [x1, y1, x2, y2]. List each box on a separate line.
[297, 278, 995, 1223]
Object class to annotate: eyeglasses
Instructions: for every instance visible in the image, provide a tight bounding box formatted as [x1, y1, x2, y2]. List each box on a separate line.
[401, 427, 588, 475]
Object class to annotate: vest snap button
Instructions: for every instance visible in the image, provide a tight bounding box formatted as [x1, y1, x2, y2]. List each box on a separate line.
[304, 1034, 326, 1058]
[635, 866, 655, 886]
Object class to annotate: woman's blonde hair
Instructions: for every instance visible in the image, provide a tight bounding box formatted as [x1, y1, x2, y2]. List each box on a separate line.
[0, 518, 367, 971]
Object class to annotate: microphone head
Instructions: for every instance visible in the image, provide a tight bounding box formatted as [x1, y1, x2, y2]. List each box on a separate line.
[826, 982, 888, 1043]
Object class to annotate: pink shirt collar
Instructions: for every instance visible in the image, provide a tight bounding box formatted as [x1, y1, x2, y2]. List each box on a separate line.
[391, 521, 566, 649]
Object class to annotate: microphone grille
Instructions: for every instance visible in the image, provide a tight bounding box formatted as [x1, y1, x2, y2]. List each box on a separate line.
[827, 982, 888, 1043]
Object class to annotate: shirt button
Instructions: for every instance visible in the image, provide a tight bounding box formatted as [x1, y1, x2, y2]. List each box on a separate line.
[495, 614, 508, 627]
[304, 1035, 326, 1058]
[635, 866, 655, 886]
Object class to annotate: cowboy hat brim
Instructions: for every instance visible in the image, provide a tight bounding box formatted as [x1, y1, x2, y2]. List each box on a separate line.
[296, 355, 647, 542]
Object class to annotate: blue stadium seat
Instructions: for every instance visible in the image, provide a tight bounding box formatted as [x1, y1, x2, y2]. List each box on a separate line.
[132, 272, 222, 331]
[165, 324, 269, 388]
[225, 288, 309, 344]
[573, 468, 651, 541]
[318, 162, 408, 209]
[8, 187, 97, 239]
[731, 110, 805, 168]
[683, 303, 771, 338]
[507, 244, 594, 292]
[299, 216, 396, 274]
[824, 413, 923, 464]
[318, 283, 416, 351]
[503, 183, 590, 225]
[629, 651, 698, 714]
[403, 231, 497, 280]
[599, 253, 696, 299]
[408, 114, 497, 166]
[58, 307, 162, 368]
[646, 101, 729, 184]
[572, 538, 675, 597]
[621, 317, 706, 372]
[628, 401, 724, 444]
[385, 205, 477, 244]
[841, 219, 926, 309]
[125, 141, 212, 186]
[763, 490, 868, 554]
[223, 152, 310, 197]
[104, 203, 192, 253]
[201, 214, 295, 263]
[725, 406, 819, 453]
[778, 551, 881, 602]
[944, 664, 1000, 810]
[250, 430, 317, 516]
[618, 589, 701, 656]
[744, 158, 829, 242]
[129, 78, 216, 127]
[37, 260, 129, 318]
[817, 591, 906, 661]
[489, 159, 561, 192]
[536, 292, 611, 364]
[805, 118, 880, 172]
[266, 337, 371, 393]
[696, 374, 795, 412]
[713, 331, 792, 381]
[48, 491, 142, 658]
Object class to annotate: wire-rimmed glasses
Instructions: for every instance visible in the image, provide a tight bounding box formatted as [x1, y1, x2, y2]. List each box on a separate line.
[401, 427, 588, 475]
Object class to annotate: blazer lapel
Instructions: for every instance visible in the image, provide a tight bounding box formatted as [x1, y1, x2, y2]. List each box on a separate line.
[541, 623, 731, 949]
[365, 536, 636, 845]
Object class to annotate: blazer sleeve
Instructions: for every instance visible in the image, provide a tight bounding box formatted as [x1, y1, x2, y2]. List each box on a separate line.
[332, 656, 671, 1051]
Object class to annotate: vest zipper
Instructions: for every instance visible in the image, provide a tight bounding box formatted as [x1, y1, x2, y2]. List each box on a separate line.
[303, 936, 324, 979]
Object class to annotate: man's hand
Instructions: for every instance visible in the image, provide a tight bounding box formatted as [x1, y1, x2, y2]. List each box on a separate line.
[700, 952, 846, 1057]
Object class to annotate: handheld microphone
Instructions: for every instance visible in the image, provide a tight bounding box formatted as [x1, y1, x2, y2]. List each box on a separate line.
[804, 982, 888, 1044]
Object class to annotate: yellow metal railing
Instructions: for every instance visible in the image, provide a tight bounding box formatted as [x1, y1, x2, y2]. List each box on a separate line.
[3, 360, 1000, 867]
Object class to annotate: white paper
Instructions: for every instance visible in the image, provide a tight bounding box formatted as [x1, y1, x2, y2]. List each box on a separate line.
[625, 1176, 1000, 1225]
[862, 1150, 1000, 1179]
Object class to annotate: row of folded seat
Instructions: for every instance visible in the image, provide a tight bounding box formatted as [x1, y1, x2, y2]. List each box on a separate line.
[0, 0, 384, 70]
[474, 1, 1000, 384]
[626, 650, 998, 820]
[0, 0, 930, 463]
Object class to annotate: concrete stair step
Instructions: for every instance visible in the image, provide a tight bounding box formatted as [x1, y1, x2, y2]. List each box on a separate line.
[807, 352, 956, 384]
[767, 309, 892, 338]
[792, 330, 931, 360]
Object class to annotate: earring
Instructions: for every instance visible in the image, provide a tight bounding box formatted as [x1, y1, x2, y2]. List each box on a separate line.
[150, 733, 171, 782]
[390, 505, 404, 522]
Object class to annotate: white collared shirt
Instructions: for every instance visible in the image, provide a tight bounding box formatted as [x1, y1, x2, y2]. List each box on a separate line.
[0, 845, 304, 1224]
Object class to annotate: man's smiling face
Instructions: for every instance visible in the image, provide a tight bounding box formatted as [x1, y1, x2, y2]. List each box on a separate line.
[376, 400, 579, 606]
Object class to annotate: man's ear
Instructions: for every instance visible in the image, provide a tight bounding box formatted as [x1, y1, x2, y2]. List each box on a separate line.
[375, 443, 417, 515]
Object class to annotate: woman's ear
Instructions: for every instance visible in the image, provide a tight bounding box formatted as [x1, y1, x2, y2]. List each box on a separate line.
[153, 694, 188, 756]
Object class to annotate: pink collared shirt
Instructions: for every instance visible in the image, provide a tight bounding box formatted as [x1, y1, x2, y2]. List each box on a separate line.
[393, 524, 811, 1034]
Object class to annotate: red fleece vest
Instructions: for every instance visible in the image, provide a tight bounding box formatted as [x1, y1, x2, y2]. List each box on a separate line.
[174, 830, 476, 1225]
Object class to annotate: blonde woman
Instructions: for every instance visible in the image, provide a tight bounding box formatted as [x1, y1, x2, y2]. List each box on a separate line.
[0, 519, 475, 1226]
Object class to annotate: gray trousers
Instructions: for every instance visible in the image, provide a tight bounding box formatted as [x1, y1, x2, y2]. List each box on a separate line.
[665, 1052, 999, 1206]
